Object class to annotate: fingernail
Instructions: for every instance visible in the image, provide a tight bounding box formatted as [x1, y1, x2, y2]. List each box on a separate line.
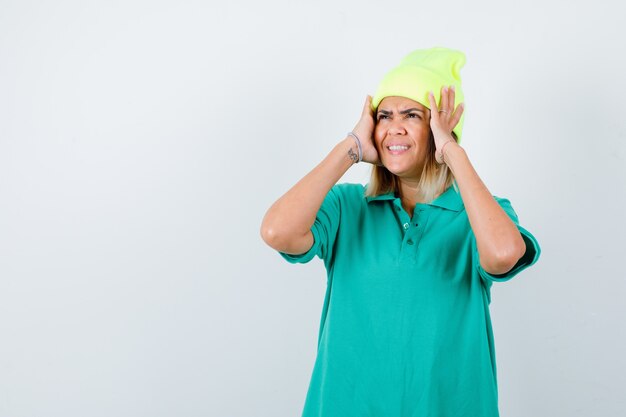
[451, 85, 455, 91]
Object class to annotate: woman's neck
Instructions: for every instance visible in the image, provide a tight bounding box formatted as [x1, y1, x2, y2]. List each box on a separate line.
[398, 178, 426, 216]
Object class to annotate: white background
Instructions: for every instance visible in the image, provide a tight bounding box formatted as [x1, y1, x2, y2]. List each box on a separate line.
[1, 0, 625, 416]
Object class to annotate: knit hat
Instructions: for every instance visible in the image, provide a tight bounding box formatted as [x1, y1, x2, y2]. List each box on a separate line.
[371, 46, 467, 144]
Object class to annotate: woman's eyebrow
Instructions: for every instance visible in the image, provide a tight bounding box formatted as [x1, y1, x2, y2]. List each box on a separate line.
[377, 108, 426, 115]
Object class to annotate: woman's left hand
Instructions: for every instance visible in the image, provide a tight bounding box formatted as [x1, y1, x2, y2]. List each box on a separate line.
[428, 85, 464, 163]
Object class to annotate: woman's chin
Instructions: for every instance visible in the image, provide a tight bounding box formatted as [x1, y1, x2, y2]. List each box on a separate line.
[382, 160, 422, 179]
[383, 161, 410, 176]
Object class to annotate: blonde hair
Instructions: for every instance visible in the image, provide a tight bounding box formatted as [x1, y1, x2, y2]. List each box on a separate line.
[364, 131, 458, 202]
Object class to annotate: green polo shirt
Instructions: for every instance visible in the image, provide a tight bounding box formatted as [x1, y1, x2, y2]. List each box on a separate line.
[278, 182, 541, 417]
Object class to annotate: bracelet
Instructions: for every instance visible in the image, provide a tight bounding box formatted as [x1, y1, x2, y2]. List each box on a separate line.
[438, 140, 454, 164]
[347, 132, 363, 163]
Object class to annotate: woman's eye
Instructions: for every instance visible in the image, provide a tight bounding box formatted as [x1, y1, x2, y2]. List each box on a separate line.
[377, 115, 388, 120]
[408, 113, 421, 119]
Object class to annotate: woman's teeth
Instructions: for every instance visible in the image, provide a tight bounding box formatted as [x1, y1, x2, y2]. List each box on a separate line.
[388, 145, 409, 151]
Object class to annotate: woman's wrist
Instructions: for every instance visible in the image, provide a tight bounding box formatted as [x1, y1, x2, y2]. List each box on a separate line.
[441, 140, 464, 166]
[346, 131, 363, 163]
[340, 135, 361, 165]
[437, 138, 461, 164]
[337, 136, 360, 166]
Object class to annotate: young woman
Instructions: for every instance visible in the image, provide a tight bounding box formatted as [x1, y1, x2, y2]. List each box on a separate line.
[261, 46, 541, 417]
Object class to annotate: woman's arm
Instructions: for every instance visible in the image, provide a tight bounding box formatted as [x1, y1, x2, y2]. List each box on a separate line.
[443, 142, 526, 275]
[260, 95, 379, 255]
[427, 86, 526, 275]
[260, 137, 357, 254]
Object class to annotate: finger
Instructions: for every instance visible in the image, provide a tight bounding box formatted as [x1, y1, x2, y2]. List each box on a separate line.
[448, 85, 456, 113]
[427, 91, 438, 121]
[439, 85, 448, 113]
[450, 102, 465, 129]
[363, 95, 373, 116]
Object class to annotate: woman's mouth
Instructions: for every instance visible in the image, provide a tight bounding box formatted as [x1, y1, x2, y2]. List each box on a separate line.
[387, 145, 410, 155]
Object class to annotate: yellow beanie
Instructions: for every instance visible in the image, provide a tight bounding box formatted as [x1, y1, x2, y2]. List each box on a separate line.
[371, 46, 467, 144]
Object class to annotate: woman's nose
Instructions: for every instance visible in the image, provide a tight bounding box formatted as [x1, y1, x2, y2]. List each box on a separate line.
[388, 118, 407, 134]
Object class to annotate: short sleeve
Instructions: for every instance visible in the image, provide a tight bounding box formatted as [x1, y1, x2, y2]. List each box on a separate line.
[473, 196, 541, 283]
[278, 185, 342, 265]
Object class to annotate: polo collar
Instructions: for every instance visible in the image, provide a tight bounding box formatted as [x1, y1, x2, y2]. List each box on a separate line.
[365, 183, 463, 212]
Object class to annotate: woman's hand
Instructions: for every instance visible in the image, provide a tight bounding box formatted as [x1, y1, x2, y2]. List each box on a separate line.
[428, 85, 464, 163]
[351, 95, 381, 166]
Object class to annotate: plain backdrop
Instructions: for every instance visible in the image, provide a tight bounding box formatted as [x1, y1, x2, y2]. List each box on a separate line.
[1, 0, 625, 416]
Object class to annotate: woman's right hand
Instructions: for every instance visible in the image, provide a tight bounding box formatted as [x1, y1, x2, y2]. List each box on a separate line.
[351, 95, 381, 166]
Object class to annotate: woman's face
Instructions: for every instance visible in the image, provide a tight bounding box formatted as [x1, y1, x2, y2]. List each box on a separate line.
[374, 96, 432, 179]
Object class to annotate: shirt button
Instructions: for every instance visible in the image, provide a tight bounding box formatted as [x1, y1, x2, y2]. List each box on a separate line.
[407, 239, 414, 245]
[396, 206, 401, 211]
[403, 223, 409, 230]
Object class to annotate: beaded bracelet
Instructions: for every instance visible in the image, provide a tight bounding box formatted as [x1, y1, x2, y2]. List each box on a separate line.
[347, 132, 363, 163]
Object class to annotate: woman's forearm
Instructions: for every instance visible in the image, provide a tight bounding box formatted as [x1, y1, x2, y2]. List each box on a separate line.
[443, 142, 526, 274]
[260, 136, 358, 254]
